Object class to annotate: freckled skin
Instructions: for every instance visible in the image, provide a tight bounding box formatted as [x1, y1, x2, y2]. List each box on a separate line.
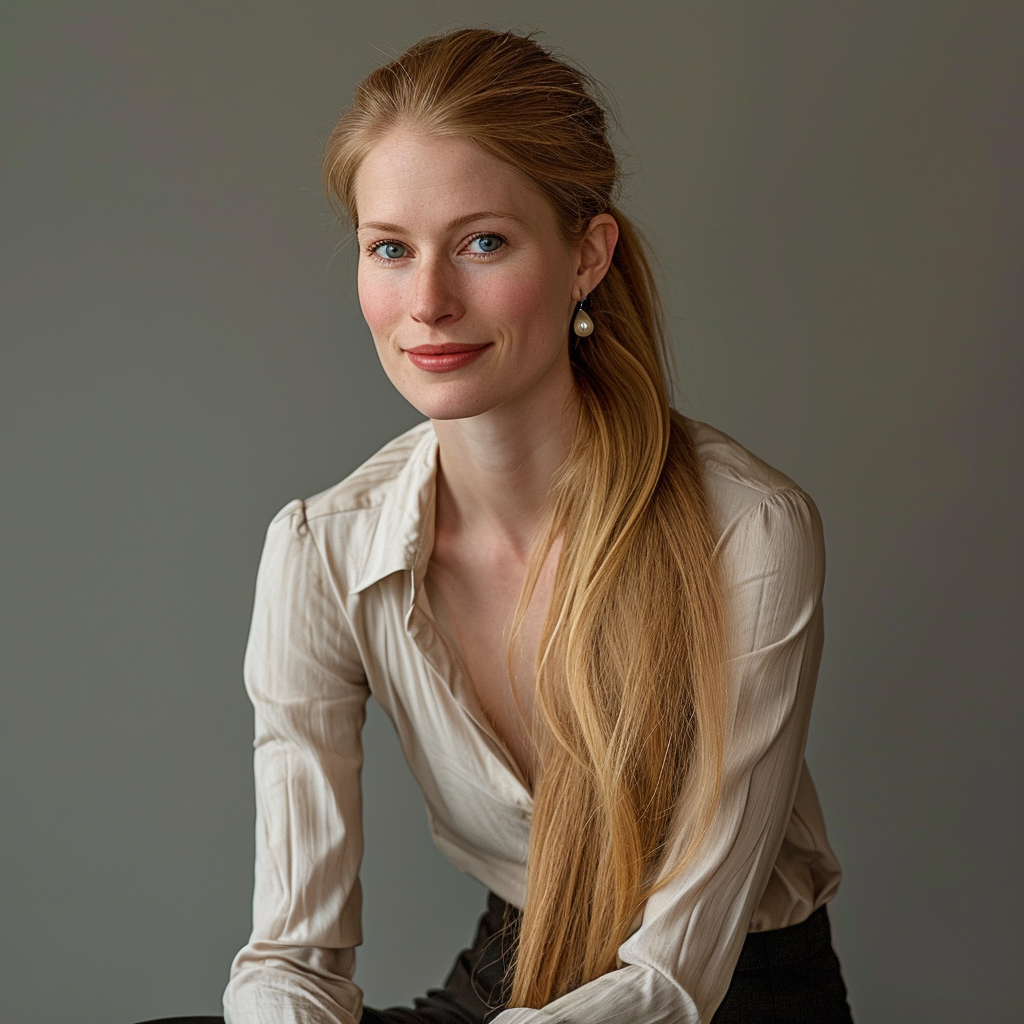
[353, 131, 581, 422]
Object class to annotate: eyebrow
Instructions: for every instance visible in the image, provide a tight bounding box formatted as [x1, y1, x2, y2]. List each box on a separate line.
[356, 210, 525, 233]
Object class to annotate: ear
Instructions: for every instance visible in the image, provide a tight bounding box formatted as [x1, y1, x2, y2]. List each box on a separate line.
[574, 213, 619, 297]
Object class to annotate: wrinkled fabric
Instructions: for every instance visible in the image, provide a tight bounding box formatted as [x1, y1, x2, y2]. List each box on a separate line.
[224, 418, 842, 1024]
[357, 897, 852, 1024]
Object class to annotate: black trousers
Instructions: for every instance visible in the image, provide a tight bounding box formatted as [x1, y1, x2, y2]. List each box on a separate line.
[361, 893, 853, 1024]
[138, 893, 853, 1024]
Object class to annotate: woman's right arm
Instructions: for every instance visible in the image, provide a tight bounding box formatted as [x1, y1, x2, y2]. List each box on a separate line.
[224, 499, 370, 1024]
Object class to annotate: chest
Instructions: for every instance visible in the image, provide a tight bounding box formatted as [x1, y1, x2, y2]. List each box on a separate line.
[426, 537, 560, 789]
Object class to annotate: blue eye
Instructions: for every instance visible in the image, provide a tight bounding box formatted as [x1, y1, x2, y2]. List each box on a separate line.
[467, 234, 504, 254]
[373, 241, 407, 260]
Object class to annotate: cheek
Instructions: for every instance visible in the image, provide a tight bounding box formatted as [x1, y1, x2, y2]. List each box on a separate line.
[357, 270, 403, 338]
[486, 266, 565, 327]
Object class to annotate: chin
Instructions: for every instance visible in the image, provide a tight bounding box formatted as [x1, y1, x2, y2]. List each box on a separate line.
[397, 378, 507, 422]
[411, 393, 503, 422]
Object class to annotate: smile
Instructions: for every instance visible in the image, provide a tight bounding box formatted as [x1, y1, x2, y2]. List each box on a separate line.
[404, 343, 492, 372]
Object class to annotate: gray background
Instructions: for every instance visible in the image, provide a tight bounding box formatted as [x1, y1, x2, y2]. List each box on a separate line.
[1, 2, 1020, 1022]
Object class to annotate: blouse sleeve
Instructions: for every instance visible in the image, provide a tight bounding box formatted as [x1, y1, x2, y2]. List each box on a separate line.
[493, 486, 828, 1024]
[223, 500, 370, 1024]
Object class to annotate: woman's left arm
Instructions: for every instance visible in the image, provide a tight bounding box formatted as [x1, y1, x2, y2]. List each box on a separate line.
[495, 486, 829, 1024]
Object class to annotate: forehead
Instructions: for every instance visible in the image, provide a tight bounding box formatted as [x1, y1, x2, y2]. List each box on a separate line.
[353, 130, 554, 230]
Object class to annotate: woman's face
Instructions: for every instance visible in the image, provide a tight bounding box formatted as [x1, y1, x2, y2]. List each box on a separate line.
[353, 130, 597, 422]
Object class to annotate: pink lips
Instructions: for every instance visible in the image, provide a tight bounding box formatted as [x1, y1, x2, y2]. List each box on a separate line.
[404, 343, 491, 372]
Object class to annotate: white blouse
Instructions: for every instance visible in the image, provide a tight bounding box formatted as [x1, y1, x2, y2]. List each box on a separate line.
[223, 418, 842, 1024]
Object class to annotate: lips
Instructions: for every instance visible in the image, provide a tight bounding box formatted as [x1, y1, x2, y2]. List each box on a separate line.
[404, 342, 492, 372]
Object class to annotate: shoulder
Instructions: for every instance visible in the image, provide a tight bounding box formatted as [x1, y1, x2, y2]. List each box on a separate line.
[301, 419, 435, 521]
[264, 419, 434, 531]
[682, 416, 825, 606]
[257, 420, 435, 593]
[681, 417, 814, 530]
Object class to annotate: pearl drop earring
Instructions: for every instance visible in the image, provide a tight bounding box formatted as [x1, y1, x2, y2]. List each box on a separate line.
[572, 295, 594, 337]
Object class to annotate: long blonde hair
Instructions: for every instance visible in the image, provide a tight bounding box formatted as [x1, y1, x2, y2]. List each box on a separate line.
[322, 29, 728, 1009]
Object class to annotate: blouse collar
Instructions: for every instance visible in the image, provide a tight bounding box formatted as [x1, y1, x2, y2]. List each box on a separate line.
[350, 421, 439, 598]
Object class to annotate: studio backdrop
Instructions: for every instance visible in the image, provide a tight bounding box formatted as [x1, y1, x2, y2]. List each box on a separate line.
[1, 3, 1020, 1022]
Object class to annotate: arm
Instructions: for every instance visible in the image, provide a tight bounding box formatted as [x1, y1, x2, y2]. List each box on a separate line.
[224, 499, 369, 1024]
[494, 486, 827, 1024]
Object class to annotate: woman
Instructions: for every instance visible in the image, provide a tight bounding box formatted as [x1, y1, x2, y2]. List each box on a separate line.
[217, 27, 852, 1024]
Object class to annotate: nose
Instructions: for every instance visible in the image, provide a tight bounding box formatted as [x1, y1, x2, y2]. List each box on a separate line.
[409, 256, 464, 326]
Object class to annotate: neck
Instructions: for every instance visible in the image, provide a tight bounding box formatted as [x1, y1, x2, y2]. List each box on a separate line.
[431, 361, 578, 556]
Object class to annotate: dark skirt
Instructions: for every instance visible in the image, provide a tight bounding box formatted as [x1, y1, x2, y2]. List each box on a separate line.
[137, 893, 853, 1024]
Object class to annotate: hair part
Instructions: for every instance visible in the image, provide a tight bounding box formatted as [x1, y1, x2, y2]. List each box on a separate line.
[323, 28, 728, 1010]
